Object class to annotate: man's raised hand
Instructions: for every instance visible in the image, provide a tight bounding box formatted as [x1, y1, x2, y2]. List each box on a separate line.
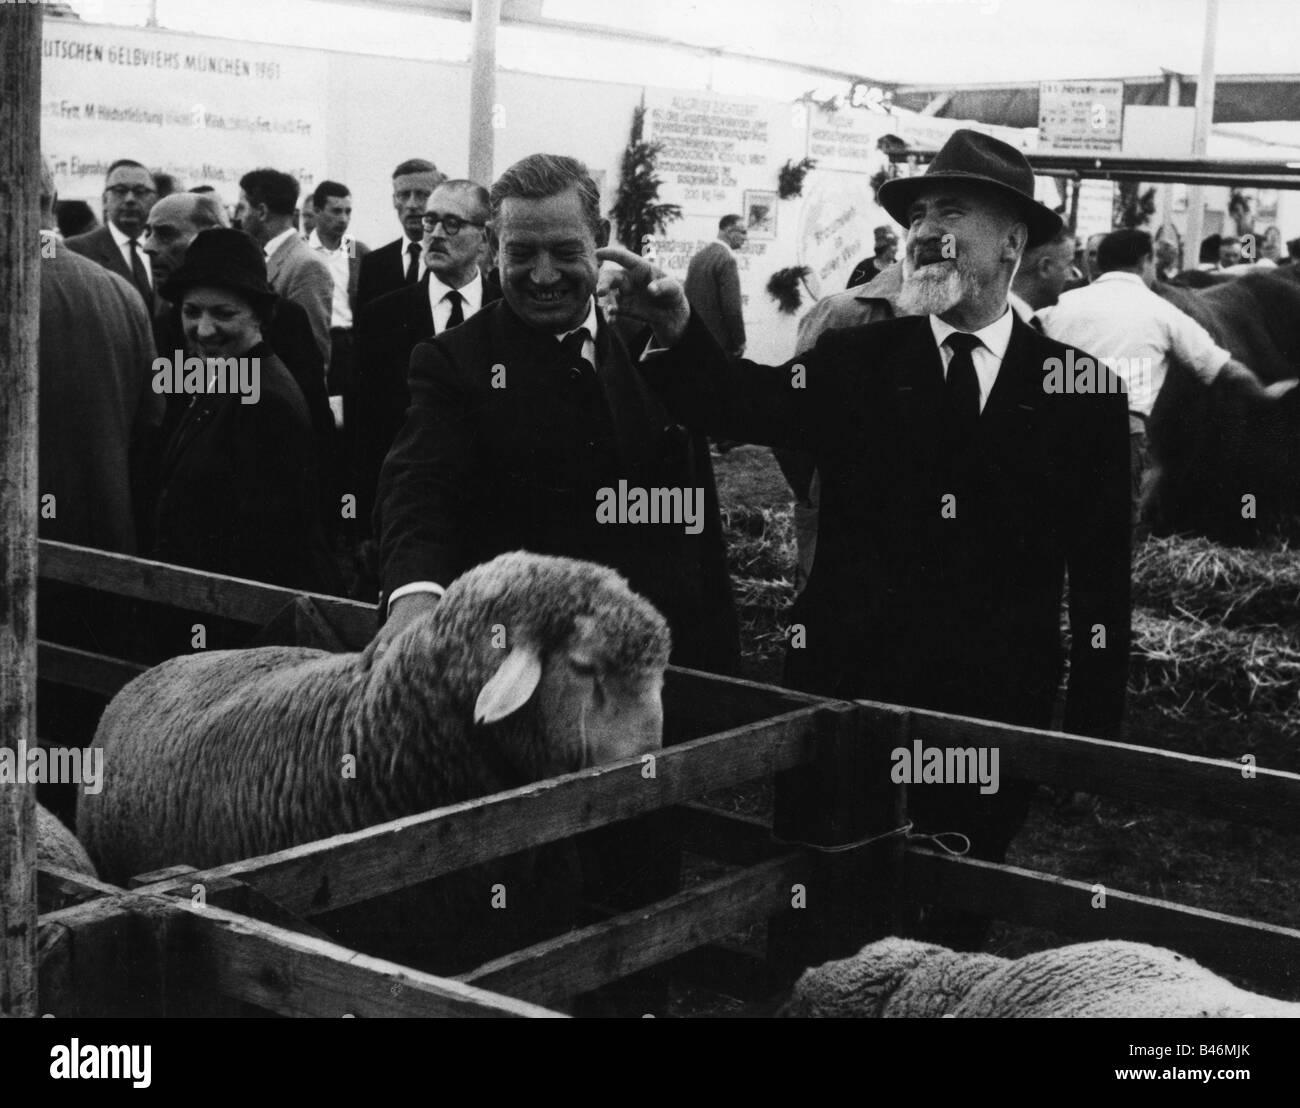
[596, 245, 692, 348]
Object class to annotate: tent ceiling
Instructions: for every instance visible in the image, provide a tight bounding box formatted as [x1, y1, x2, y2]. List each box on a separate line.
[329, 0, 1300, 88]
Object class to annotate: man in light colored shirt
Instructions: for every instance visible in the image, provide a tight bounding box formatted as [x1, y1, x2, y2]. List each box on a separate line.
[683, 214, 746, 356]
[236, 167, 334, 373]
[308, 180, 371, 426]
[1042, 228, 1292, 526]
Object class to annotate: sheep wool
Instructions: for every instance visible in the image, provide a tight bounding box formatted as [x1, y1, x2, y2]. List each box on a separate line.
[780, 937, 1300, 1018]
[78, 551, 671, 888]
[37, 803, 96, 878]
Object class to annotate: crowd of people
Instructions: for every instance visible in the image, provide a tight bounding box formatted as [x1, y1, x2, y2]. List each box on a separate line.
[35, 134, 1299, 950]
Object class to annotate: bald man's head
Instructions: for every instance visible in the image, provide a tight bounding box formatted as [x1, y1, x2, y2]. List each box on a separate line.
[142, 191, 229, 284]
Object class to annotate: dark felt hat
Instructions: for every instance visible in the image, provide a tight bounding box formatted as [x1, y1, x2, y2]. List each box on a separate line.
[877, 129, 1064, 247]
[159, 226, 279, 312]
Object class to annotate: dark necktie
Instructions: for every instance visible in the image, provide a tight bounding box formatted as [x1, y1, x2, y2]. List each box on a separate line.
[1029, 314, 1045, 333]
[443, 289, 465, 331]
[943, 331, 982, 452]
[558, 327, 596, 389]
[405, 241, 420, 284]
[127, 237, 152, 305]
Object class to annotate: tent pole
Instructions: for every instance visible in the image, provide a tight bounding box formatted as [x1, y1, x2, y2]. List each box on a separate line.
[468, 0, 501, 187]
[0, 2, 44, 1020]
[1185, 0, 1220, 265]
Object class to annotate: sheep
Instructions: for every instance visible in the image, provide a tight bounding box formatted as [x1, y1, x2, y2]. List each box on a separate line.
[78, 551, 670, 970]
[778, 937, 1300, 1017]
[38, 802, 96, 878]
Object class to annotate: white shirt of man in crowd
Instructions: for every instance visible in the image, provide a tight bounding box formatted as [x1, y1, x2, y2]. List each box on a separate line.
[1041, 261, 1229, 417]
[308, 190, 356, 330]
[422, 181, 490, 335]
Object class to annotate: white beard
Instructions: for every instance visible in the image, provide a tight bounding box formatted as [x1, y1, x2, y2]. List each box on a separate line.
[897, 257, 971, 316]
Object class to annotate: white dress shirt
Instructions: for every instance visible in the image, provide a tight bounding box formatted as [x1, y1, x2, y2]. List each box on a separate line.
[308, 229, 354, 330]
[929, 306, 1014, 414]
[263, 227, 298, 262]
[386, 298, 600, 609]
[427, 269, 485, 334]
[108, 219, 152, 287]
[1039, 271, 1229, 416]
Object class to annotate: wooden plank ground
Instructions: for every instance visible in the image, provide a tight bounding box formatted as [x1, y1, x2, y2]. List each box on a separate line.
[459, 853, 806, 1003]
[906, 849, 1300, 989]
[135, 711, 819, 916]
[861, 700, 1300, 832]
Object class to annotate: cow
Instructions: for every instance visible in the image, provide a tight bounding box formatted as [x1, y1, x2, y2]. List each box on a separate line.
[1148, 272, 1300, 545]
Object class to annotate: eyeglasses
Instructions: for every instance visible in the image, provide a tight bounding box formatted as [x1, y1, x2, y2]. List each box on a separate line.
[106, 186, 157, 200]
[421, 212, 484, 236]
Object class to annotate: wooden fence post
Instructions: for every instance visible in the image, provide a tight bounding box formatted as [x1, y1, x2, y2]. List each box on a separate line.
[767, 701, 906, 986]
[0, 2, 44, 1019]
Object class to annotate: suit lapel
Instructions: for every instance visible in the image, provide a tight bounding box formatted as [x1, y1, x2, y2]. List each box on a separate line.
[979, 314, 1043, 441]
[266, 236, 292, 284]
[594, 310, 660, 476]
[890, 318, 946, 443]
[163, 392, 222, 475]
[412, 272, 434, 335]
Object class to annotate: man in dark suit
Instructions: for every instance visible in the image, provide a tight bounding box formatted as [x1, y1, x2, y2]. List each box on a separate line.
[375, 153, 738, 1012]
[609, 129, 1131, 949]
[355, 158, 444, 312]
[375, 154, 737, 669]
[352, 180, 499, 538]
[65, 158, 158, 310]
[237, 169, 334, 372]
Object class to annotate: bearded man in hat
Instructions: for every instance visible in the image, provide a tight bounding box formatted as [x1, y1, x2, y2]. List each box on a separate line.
[606, 130, 1131, 948]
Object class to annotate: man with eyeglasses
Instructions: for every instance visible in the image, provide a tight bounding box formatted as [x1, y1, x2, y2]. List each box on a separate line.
[66, 158, 158, 309]
[352, 180, 501, 544]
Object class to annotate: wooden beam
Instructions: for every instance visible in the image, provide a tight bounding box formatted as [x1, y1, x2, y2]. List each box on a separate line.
[906, 849, 1300, 989]
[38, 540, 378, 649]
[865, 701, 1300, 833]
[134, 710, 819, 917]
[171, 899, 564, 1017]
[0, 0, 42, 1021]
[37, 895, 171, 1017]
[38, 864, 122, 914]
[37, 640, 148, 698]
[664, 664, 828, 745]
[769, 703, 907, 980]
[460, 853, 805, 1003]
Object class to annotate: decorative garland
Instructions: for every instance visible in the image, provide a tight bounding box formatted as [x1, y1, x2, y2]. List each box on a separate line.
[610, 102, 683, 253]
[767, 266, 813, 314]
[777, 157, 817, 200]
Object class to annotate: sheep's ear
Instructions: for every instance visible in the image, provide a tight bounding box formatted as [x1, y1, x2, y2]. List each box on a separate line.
[474, 644, 543, 724]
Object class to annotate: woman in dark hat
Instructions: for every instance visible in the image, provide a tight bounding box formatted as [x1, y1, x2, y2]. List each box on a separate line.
[152, 227, 336, 599]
